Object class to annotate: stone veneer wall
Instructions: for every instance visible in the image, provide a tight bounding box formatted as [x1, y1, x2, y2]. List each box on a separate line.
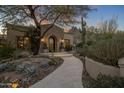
[85, 57, 120, 79]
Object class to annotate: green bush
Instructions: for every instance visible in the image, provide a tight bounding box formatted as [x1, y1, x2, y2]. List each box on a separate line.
[76, 42, 83, 48]
[87, 38, 124, 67]
[64, 45, 72, 51]
[82, 73, 124, 88]
[0, 44, 15, 59]
[48, 61, 57, 66]
[76, 45, 88, 56]
[49, 57, 63, 66]
[76, 31, 124, 67]
[95, 74, 124, 88]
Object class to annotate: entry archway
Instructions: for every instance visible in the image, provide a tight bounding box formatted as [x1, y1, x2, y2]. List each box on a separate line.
[48, 35, 57, 52]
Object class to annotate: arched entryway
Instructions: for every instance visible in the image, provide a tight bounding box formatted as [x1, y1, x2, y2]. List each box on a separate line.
[48, 36, 57, 52]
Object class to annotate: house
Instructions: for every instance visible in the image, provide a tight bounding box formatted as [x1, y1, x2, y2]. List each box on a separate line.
[6, 24, 81, 52]
[0, 34, 7, 45]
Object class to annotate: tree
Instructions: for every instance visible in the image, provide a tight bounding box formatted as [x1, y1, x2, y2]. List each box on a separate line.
[98, 17, 118, 33]
[80, 17, 89, 76]
[76, 6, 92, 75]
[0, 5, 91, 55]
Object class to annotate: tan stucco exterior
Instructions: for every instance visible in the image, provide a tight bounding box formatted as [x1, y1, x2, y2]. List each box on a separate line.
[41, 25, 64, 52]
[64, 33, 73, 45]
[6, 24, 79, 52]
[7, 24, 28, 47]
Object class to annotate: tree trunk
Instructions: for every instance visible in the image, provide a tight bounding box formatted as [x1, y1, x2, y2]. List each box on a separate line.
[30, 28, 41, 55]
[30, 37, 40, 55]
[81, 56, 88, 76]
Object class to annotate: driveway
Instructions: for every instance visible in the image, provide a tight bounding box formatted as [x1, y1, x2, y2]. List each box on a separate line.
[30, 55, 83, 88]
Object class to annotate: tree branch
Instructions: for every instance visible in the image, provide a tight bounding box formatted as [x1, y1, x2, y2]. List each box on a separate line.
[41, 13, 61, 38]
[21, 8, 31, 17]
[39, 11, 52, 24]
[33, 5, 41, 11]
[27, 5, 40, 29]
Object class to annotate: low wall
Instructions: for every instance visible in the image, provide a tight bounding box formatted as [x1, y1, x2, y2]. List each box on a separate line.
[85, 57, 120, 79]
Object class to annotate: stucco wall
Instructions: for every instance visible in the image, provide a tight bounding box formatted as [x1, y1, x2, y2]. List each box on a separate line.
[7, 24, 64, 51]
[85, 57, 120, 79]
[7, 29, 25, 47]
[42, 25, 64, 52]
[64, 33, 73, 45]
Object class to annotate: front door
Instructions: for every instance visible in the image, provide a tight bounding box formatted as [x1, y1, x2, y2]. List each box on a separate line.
[48, 36, 56, 52]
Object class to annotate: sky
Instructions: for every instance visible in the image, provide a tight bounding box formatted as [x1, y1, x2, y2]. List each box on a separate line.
[0, 5, 124, 34]
[84, 5, 124, 30]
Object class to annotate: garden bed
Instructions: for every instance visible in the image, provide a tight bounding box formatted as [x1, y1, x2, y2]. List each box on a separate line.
[0, 56, 63, 88]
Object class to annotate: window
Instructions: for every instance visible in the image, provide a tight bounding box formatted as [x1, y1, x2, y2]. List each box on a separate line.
[64, 39, 70, 47]
[17, 36, 29, 49]
[17, 36, 24, 48]
[64, 39, 72, 51]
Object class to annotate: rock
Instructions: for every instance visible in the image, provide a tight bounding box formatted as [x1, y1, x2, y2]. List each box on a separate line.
[12, 58, 25, 63]
[18, 51, 30, 58]
[0, 58, 12, 63]
[4, 76, 11, 81]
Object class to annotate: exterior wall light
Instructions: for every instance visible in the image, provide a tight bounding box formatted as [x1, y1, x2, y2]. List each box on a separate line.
[41, 38, 44, 42]
[61, 39, 64, 43]
[11, 82, 18, 88]
[25, 37, 29, 40]
[11, 79, 19, 88]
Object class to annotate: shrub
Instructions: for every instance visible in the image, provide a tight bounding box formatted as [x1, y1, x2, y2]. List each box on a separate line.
[76, 42, 83, 48]
[13, 49, 23, 59]
[42, 42, 48, 49]
[76, 45, 88, 56]
[23, 65, 37, 76]
[48, 61, 57, 66]
[95, 74, 124, 88]
[64, 45, 73, 51]
[87, 38, 124, 67]
[49, 57, 63, 66]
[0, 44, 15, 59]
[82, 73, 124, 88]
[16, 63, 38, 76]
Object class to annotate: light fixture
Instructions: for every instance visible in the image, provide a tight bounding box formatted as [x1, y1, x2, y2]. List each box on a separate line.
[41, 38, 44, 42]
[61, 39, 64, 43]
[25, 37, 29, 40]
[11, 80, 19, 88]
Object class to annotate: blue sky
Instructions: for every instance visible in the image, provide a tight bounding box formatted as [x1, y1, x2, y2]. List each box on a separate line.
[84, 5, 124, 30]
[0, 5, 124, 34]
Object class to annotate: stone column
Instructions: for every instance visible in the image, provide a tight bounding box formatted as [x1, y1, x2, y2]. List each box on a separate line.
[118, 58, 124, 77]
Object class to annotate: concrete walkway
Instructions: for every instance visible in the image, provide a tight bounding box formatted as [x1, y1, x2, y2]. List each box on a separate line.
[31, 56, 83, 88]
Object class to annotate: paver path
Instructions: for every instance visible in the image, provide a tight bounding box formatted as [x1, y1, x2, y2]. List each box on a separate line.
[31, 56, 83, 88]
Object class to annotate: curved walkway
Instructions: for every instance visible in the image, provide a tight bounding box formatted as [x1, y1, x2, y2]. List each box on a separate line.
[31, 56, 83, 88]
